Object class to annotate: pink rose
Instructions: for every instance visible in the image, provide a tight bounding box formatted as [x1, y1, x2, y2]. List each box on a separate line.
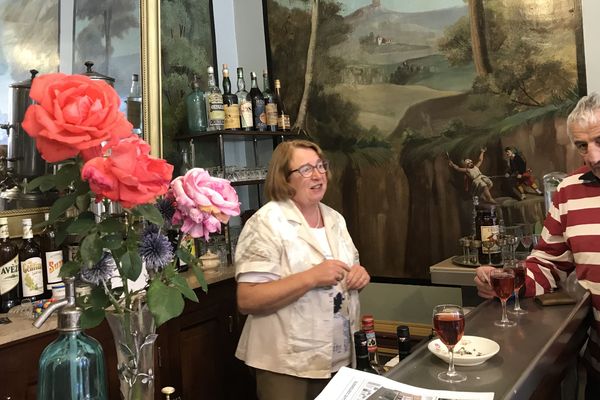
[170, 168, 240, 240]
[22, 73, 133, 163]
[81, 136, 173, 208]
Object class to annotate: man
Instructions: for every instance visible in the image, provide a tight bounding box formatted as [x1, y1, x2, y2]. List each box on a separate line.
[448, 147, 496, 204]
[504, 146, 543, 200]
[475, 93, 600, 398]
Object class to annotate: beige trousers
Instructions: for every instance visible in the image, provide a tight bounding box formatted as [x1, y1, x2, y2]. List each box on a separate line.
[255, 369, 330, 400]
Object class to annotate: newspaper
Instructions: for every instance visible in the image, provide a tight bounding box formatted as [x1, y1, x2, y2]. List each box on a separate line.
[315, 367, 494, 400]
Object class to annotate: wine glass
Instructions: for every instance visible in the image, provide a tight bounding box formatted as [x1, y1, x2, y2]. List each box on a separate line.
[459, 236, 471, 264]
[507, 260, 528, 315]
[490, 268, 517, 327]
[481, 239, 495, 265]
[432, 304, 467, 383]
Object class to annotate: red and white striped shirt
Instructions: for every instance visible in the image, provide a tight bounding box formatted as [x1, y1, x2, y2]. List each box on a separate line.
[525, 166, 600, 374]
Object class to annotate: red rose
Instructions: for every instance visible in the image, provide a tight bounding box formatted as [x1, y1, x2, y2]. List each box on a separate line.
[81, 136, 173, 208]
[22, 73, 133, 163]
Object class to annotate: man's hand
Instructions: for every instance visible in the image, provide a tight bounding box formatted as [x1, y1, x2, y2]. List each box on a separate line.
[474, 266, 496, 298]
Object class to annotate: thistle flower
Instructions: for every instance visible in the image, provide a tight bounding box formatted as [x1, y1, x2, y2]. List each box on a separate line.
[156, 197, 176, 226]
[140, 229, 174, 272]
[80, 252, 117, 285]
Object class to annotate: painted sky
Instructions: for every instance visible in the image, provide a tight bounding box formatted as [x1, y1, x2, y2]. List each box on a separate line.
[339, 0, 465, 15]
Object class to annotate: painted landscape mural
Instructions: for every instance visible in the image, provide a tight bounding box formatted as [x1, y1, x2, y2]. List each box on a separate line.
[264, 0, 585, 280]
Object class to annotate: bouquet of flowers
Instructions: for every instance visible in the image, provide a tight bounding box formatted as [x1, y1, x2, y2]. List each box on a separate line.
[23, 73, 240, 327]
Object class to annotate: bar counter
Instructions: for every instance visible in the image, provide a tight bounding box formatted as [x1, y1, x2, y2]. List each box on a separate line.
[386, 288, 591, 399]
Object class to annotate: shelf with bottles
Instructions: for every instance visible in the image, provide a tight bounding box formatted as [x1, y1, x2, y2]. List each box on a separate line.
[174, 129, 298, 141]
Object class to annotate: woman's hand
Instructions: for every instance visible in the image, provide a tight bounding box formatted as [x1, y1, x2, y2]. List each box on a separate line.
[474, 266, 496, 298]
[308, 259, 351, 287]
[345, 264, 370, 290]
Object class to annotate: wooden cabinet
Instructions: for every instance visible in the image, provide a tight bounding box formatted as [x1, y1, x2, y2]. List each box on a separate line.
[0, 278, 256, 400]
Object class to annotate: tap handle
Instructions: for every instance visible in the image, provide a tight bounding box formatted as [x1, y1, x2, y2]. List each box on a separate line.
[32, 277, 77, 328]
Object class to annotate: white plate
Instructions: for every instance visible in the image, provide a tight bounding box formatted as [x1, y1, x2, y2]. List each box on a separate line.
[428, 335, 500, 366]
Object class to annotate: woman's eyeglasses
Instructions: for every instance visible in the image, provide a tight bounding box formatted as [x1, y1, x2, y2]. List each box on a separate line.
[288, 161, 329, 178]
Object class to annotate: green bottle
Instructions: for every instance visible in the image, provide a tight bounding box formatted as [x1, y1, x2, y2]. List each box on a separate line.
[35, 277, 108, 399]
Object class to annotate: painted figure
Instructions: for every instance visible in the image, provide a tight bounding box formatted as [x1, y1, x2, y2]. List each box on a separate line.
[504, 147, 542, 200]
[448, 147, 496, 204]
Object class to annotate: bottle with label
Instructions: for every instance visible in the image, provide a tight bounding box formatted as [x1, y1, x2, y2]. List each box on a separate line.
[185, 75, 207, 132]
[353, 330, 379, 374]
[361, 315, 380, 367]
[222, 64, 241, 130]
[205, 66, 225, 131]
[476, 204, 502, 265]
[249, 71, 267, 131]
[19, 218, 46, 301]
[0, 217, 20, 312]
[274, 79, 291, 131]
[396, 325, 411, 361]
[126, 73, 142, 136]
[236, 67, 253, 131]
[40, 213, 63, 295]
[262, 70, 278, 132]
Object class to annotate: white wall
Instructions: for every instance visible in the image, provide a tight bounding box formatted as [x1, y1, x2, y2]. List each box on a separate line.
[582, 0, 600, 93]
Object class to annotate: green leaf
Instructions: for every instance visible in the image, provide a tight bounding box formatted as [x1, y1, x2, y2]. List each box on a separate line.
[176, 247, 193, 265]
[80, 234, 103, 264]
[191, 264, 208, 293]
[121, 250, 142, 281]
[170, 273, 198, 302]
[98, 218, 123, 234]
[147, 279, 185, 327]
[59, 261, 82, 278]
[89, 286, 110, 308]
[54, 163, 80, 190]
[133, 204, 164, 226]
[49, 194, 77, 222]
[102, 234, 123, 250]
[80, 307, 105, 329]
[27, 174, 56, 192]
[54, 218, 73, 247]
[67, 212, 96, 235]
[76, 192, 92, 213]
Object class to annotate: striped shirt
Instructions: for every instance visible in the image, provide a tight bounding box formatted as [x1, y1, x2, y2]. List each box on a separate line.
[524, 166, 600, 374]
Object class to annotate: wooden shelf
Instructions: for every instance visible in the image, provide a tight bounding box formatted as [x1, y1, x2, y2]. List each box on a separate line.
[174, 129, 298, 141]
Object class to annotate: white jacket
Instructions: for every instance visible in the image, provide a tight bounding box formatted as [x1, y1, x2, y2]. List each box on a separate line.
[234, 200, 361, 378]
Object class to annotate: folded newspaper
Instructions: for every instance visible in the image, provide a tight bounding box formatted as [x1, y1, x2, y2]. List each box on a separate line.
[316, 367, 494, 400]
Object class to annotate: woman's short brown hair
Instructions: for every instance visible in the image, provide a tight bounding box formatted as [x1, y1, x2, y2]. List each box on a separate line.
[264, 139, 329, 201]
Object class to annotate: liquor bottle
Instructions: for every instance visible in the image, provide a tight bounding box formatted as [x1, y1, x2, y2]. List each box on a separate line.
[205, 66, 225, 131]
[361, 315, 381, 367]
[249, 71, 267, 131]
[185, 75, 207, 132]
[262, 70, 278, 132]
[19, 218, 46, 301]
[353, 330, 379, 374]
[126, 73, 142, 136]
[40, 213, 63, 295]
[396, 325, 411, 361]
[274, 79, 291, 131]
[222, 64, 241, 130]
[236, 67, 253, 131]
[0, 217, 20, 312]
[476, 203, 502, 265]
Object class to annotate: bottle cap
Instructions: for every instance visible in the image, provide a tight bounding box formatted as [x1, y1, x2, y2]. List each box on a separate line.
[274, 79, 281, 88]
[132, 73, 139, 81]
[397, 325, 410, 337]
[250, 71, 257, 78]
[207, 66, 214, 73]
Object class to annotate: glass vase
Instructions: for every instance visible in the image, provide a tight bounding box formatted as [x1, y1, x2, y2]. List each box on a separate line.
[105, 301, 157, 400]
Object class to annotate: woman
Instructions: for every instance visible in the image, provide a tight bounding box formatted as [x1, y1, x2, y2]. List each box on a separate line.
[234, 139, 371, 400]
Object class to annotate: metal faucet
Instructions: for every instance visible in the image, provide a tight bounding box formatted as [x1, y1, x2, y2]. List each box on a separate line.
[33, 277, 77, 329]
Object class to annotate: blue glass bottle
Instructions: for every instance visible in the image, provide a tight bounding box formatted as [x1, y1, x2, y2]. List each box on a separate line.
[186, 74, 207, 132]
[35, 277, 107, 399]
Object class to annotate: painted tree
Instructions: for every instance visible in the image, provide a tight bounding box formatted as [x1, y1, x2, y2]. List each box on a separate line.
[468, 0, 492, 76]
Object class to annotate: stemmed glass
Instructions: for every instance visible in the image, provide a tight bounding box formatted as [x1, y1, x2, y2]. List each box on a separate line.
[507, 260, 528, 315]
[432, 304, 467, 383]
[459, 236, 471, 264]
[490, 269, 517, 327]
[517, 223, 533, 259]
[481, 239, 495, 265]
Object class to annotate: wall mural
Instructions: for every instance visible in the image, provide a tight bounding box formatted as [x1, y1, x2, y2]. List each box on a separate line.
[264, 0, 585, 280]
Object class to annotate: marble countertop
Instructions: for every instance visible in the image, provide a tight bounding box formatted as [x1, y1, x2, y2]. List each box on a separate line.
[0, 268, 235, 348]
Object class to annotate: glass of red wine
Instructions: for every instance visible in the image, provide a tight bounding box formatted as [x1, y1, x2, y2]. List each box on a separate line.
[432, 304, 467, 383]
[490, 268, 517, 327]
[507, 260, 528, 315]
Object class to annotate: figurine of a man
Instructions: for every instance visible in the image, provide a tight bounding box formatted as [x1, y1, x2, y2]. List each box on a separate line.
[448, 147, 496, 204]
[504, 147, 542, 200]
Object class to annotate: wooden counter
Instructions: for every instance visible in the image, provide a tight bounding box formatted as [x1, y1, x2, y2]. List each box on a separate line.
[385, 286, 591, 399]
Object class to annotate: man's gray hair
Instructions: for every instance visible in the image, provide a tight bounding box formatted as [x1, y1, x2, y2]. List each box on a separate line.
[567, 92, 600, 141]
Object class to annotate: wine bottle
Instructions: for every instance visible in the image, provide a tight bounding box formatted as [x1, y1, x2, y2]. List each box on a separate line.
[476, 204, 502, 265]
[40, 213, 63, 294]
[19, 218, 46, 301]
[222, 64, 241, 130]
[396, 325, 411, 361]
[354, 330, 379, 374]
[185, 74, 207, 132]
[126, 73, 142, 136]
[274, 79, 291, 131]
[236, 67, 253, 131]
[205, 66, 224, 131]
[262, 70, 278, 132]
[249, 71, 267, 131]
[0, 217, 20, 312]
